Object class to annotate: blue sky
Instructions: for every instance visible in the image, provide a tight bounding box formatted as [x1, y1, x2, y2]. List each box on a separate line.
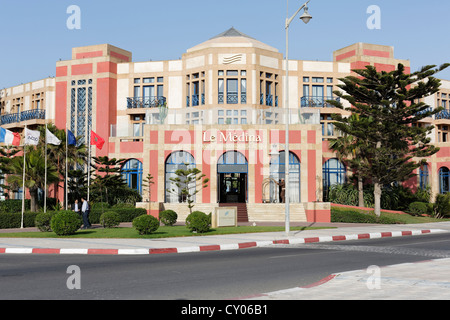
[0, 0, 449, 88]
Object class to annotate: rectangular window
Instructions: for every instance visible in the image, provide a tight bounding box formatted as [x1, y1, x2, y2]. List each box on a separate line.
[157, 85, 164, 98]
[303, 85, 310, 97]
[143, 86, 154, 98]
[133, 123, 141, 137]
[241, 79, 247, 104]
[134, 86, 141, 98]
[218, 79, 224, 104]
[327, 86, 333, 98]
[312, 85, 324, 98]
[312, 77, 324, 83]
[227, 79, 238, 104]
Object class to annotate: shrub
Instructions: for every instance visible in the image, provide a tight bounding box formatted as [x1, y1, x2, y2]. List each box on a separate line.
[50, 210, 82, 236]
[331, 209, 378, 224]
[407, 202, 429, 216]
[90, 202, 110, 210]
[90, 207, 146, 224]
[331, 208, 399, 224]
[159, 210, 178, 226]
[0, 211, 39, 229]
[35, 212, 53, 232]
[185, 211, 211, 233]
[100, 211, 121, 228]
[433, 194, 450, 219]
[132, 214, 160, 235]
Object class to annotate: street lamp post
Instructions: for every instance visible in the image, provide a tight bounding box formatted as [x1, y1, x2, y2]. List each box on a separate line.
[284, 0, 312, 234]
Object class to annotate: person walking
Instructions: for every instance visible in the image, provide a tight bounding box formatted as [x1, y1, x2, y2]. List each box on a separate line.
[81, 197, 91, 229]
[72, 199, 80, 215]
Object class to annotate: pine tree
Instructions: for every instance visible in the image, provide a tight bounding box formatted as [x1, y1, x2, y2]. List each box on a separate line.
[167, 167, 209, 214]
[329, 63, 449, 216]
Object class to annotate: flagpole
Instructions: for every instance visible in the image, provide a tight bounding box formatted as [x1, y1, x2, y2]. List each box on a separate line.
[87, 133, 91, 202]
[65, 125, 68, 210]
[21, 126, 26, 229]
[44, 123, 48, 213]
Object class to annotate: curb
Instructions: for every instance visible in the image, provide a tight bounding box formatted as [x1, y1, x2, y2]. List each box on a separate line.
[0, 228, 446, 255]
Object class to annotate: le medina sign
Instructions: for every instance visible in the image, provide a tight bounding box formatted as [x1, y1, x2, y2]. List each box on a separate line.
[203, 130, 262, 143]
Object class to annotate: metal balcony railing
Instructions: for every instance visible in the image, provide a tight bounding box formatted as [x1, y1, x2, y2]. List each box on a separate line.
[0, 109, 46, 125]
[260, 94, 279, 107]
[127, 96, 166, 109]
[435, 109, 450, 120]
[301, 96, 341, 108]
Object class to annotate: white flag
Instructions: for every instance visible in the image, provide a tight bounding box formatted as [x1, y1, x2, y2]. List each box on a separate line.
[46, 128, 61, 145]
[24, 128, 40, 146]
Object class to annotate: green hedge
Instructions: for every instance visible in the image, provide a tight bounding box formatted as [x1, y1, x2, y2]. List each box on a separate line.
[89, 208, 147, 224]
[331, 208, 399, 224]
[0, 207, 147, 229]
[0, 212, 39, 229]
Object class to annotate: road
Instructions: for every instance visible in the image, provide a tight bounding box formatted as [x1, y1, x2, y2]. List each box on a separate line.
[0, 233, 449, 300]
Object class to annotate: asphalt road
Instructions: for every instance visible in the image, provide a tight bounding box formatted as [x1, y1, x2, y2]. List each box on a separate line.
[0, 233, 449, 300]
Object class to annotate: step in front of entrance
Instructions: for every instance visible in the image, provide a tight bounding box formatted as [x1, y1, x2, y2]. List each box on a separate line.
[219, 203, 248, 223]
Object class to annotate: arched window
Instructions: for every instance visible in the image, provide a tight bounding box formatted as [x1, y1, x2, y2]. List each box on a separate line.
[269, 151, 301, 203]
[323, 158, 346, 201]
[165, 151, 196, 203]
[121, 159, 143, 195]
[439, 167, 450, 194]
[419, 164, 429, 190]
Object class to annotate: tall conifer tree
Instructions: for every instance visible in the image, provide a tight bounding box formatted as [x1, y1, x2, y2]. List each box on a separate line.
[329, 63, 449, 216]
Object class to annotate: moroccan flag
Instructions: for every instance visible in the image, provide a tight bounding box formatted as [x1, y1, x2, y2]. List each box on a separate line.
[90, 130, 105, 150]
[0, 127, 20, 146]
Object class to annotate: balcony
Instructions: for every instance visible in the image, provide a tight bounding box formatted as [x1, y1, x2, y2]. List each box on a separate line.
[435, 109, 450, 120]
[301, 96, 341, 108]
[127, 96, 166, 109]
[0, 109, 46, 126]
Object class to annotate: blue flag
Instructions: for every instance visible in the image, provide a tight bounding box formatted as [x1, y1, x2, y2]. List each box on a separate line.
[67, 130, 76, 146]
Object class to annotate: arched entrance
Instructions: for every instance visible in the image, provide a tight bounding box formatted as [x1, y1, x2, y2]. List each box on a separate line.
[217, 151, 248, 203]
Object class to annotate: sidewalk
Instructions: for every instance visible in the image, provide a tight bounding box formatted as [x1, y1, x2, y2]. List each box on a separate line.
[1, 221, 450, 299]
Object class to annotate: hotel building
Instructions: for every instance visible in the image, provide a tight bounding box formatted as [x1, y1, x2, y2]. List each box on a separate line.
[1, 28, 449, 223]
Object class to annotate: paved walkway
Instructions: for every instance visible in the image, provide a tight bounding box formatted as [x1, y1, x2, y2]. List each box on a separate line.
[1, 221, 450, 299]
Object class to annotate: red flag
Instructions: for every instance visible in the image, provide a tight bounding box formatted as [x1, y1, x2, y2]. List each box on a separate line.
[12, 132, 21, 146]
[90, 130, 105, 150]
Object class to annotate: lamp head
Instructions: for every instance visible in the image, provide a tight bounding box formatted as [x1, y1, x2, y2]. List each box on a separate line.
[300, 6, 312, 24]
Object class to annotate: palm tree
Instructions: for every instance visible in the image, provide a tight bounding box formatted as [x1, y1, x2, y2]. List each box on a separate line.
[0, 146, 20, 199]
[38, 125, 87, 208]
[7, 148, 59, 212]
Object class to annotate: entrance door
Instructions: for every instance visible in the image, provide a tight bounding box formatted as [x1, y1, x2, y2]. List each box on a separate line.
[217, 151, 248, 203]
[218, 173, 247, 203]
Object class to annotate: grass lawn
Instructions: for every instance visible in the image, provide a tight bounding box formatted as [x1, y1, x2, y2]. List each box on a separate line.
[0, 225, 333, 239]
[1, 206, 448, 239]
